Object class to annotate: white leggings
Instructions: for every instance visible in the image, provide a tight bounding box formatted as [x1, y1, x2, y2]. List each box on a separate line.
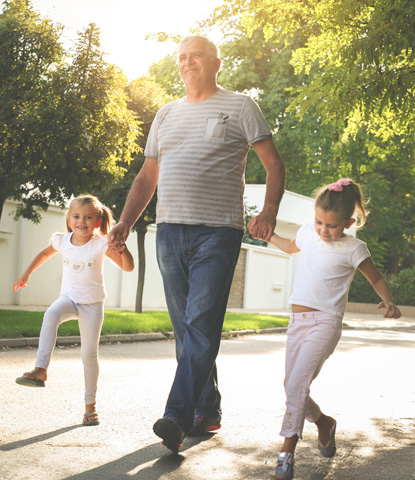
[280, 311, 342, 439]
[36, 295, 104, 404]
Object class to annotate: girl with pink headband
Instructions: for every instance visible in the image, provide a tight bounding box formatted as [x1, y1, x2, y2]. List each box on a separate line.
[264, 178, 400, 479]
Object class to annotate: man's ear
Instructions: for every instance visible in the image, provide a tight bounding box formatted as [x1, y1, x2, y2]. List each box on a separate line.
[215, 58, 221, 74]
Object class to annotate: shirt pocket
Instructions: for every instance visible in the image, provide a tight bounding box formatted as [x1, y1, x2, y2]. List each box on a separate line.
[204, 116, 228, 141]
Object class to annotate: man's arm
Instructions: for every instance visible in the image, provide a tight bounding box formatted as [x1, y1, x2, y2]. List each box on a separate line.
[108, 156, 159, 244]
[248, 137, 286, 242]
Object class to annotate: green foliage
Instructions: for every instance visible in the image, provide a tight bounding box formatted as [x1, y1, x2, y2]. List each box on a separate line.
[389, 267, 415, 306]
[149, 53, 185, 98]
[0, 1, 140, 221]
[0, 0, 64, 219]
[205, 0, 415, 140]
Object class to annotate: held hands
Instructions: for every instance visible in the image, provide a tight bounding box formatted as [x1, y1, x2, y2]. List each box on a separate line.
[378, 301, 401, 319]
[108, 222, 130, 255]
[247, 213, 276, 243]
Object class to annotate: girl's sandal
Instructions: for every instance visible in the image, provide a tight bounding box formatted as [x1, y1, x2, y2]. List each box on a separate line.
[83, 411, 100, 426]
[16, 372, 46, 388]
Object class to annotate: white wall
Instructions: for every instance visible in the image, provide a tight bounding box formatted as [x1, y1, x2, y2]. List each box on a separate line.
[245, 185, 315, 227]
[242, 243, 296, 309]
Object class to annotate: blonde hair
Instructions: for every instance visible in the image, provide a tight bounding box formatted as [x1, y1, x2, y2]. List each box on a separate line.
[314, 179, 369, 227]
[66, 195, 113, 235]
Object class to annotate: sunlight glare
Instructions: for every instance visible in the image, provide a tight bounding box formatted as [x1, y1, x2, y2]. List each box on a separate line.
[29, 0, 224, 79]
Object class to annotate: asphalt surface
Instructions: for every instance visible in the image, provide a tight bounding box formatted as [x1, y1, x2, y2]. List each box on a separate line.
[0, 312, 414, 480]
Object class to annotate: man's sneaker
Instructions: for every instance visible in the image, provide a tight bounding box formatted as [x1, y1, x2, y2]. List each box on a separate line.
[153, 417, 185, 453]
[188, 414, 221, 436]
[275, 452, 294, 480]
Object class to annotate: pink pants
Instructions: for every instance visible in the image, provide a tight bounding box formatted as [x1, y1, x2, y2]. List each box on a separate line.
[36, 295, 104, 404]
[280, 311, 342, 439]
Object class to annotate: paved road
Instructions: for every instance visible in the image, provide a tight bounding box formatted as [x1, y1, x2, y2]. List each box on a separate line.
[1, 315, 414, 480]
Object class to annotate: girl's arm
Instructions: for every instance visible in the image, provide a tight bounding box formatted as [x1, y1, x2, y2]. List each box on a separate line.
[106, 244, 134, 272]
[13, 244, 58, 291]
[357, 257, 401, 319]
[269, 233, 300, 254]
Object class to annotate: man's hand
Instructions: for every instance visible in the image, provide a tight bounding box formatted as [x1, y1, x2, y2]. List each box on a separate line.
[248, 211, 276, 242]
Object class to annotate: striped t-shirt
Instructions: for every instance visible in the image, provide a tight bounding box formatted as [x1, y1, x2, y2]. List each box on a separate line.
[144, 88, 272, 230]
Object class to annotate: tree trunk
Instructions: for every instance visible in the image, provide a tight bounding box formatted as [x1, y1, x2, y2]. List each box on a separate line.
[0, 198, 4, 223]
[135, 221, 148, 313]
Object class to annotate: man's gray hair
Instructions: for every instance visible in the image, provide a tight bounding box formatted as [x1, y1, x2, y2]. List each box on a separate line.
[177, 35, 220, 60]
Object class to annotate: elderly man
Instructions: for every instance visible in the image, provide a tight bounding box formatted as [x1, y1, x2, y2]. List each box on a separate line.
[109, 35, 285, 452]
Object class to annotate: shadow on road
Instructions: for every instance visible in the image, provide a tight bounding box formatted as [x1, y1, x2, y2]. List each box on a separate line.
[295, 417, 415, 480]
[0, 424, 82, 451]
[63, 435, 215, 480]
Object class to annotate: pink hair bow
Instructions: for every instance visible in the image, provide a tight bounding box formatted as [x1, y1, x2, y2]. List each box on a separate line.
[327, 178, 350, 192]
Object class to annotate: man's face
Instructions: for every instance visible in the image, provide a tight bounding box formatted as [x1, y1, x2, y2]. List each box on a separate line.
[178, 39, 220, 88]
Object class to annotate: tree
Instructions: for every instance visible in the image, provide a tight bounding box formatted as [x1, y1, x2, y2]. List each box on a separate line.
[0, 0, 63, 219]
[100, 76, 174, 313]
[204, 0, 415, 140]
[149, 54, 185, 98]
[146, 32, 185, 98]
[0, 1, 140, 222]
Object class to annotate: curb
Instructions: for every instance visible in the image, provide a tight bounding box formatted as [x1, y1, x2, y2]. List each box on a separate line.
[0, 328, 288, 349]
[0, 332, 169, 349]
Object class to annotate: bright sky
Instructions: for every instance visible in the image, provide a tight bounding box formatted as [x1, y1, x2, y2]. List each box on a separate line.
[29, 0, 223, 80]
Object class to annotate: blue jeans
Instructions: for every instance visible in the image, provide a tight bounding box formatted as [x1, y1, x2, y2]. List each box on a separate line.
[156, 223, 243, 432]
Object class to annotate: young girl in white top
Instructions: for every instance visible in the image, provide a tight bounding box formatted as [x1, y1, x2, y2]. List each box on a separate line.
[266, 179, 401, 480]
[14, 195, 134, 425]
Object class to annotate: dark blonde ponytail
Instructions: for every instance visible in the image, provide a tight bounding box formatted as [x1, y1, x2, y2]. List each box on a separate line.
[314, 179, 369, 227]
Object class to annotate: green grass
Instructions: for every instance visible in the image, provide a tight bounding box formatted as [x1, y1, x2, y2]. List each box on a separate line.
[0, 309, 289, 338]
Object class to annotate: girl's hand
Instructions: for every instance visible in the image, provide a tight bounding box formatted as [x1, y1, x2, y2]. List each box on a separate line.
[108, 233, 127, 256]
[14, 276, 29, 292]
[247, 216, 258, 233]
[378, 301, 401, 319]
[108, 223, 130, 254]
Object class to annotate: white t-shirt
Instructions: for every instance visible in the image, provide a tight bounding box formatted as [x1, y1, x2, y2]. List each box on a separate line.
[51, 233, 109, 304]
[144, 88, 272, 230]
[290, 223, 371, 317]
